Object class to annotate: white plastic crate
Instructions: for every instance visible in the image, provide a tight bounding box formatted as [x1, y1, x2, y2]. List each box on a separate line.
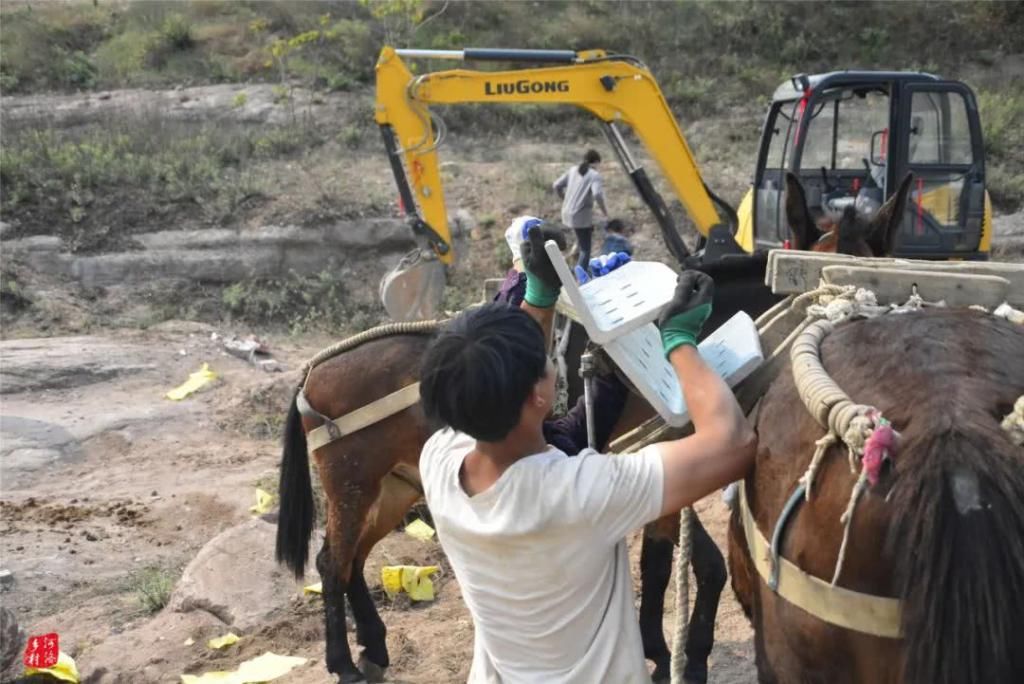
[605, 315, 763, 426]
[545, 240, 678, 344]
[545, 239, 764, 426]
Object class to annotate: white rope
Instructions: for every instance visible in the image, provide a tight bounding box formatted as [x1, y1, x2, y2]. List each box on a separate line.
[670, 506, 693, 684]
[1002, 396, 1024, 446]
[799, 433, 837, 497]
[832, 470, 868, 585]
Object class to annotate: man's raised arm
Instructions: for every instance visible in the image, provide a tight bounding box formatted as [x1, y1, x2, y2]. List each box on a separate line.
[652, 272, 756, 516]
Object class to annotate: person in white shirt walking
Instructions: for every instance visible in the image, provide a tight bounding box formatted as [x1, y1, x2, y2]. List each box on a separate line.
[418, 224, 757, 683]
[553, 149, 609, 271]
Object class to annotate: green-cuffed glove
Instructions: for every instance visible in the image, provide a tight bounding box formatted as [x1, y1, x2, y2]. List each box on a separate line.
[657, 271, 714, 357]
[520, 223, 567, 308]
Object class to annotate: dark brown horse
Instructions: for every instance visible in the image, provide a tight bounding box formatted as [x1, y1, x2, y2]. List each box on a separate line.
[728, 308, 1024, 683]
[274, 173, 915, 683]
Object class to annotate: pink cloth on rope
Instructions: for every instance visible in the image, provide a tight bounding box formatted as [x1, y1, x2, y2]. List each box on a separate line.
[862, 421, 897, 486]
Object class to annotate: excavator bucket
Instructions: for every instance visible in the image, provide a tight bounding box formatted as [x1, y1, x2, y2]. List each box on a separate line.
[379, 248, 446, 321]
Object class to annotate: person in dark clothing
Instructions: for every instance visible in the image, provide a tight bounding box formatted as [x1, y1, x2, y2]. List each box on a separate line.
[492, 260, 628, 454]
[601, 218, 635, 257]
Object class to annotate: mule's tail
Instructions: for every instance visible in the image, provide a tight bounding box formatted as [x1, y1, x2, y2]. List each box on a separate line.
[275, 389, 315, 579]
[892, 425, 1024, 684]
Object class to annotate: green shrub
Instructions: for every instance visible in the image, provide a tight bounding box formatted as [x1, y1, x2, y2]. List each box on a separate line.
[339, 125, 363, 149]
[160, 14, 194, 51]
[222, 269, 358, 333]
[978, 88, 1024, 160]
[93, 30, 161, 84]
[271, 83, 290, 103]
[988, 164, 1024, 213]
[130, 566, 175, 614]
[326, 72, 357, 92]
[0, 4, 110, 92]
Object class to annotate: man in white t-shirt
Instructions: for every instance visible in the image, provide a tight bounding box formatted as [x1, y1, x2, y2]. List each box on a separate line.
[419, 224, 756, 683]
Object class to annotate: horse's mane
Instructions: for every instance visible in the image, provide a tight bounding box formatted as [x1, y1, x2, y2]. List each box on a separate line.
[828, 310, 1024, 684]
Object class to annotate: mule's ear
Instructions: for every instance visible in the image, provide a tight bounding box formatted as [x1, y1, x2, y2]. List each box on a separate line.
[868, 172, 913, 257]
[785, 172, 821, 250]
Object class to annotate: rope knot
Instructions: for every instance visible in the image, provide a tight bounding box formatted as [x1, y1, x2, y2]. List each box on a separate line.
[1002, 395, 1024, 446]
[806, 287, 882, 323]
[841, 410, 877, 472]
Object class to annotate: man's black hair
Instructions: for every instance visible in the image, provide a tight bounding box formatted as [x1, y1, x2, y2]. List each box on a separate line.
[420, 302, 548, 441]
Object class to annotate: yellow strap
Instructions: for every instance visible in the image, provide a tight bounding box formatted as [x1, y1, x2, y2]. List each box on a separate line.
[306, 383, 421, 453]
[738, 481, 903, 639]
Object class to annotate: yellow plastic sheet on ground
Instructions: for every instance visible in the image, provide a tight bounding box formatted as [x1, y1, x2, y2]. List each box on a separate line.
[404, 518, 435, 541]
[248, 488, 275, 515]
[180, 652, 307, 684]
[166, 363, 217, 400]
[303, 581, 322, 595]
[24, 652, 79, 683]
[207, 632, 240, 650]
[381, 565, 439, 602]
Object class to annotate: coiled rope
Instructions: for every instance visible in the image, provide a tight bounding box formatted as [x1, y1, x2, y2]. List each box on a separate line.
[300, 319, 444, 382]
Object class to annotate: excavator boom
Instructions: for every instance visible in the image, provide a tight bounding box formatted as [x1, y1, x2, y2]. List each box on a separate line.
[375, 46, 750, 267]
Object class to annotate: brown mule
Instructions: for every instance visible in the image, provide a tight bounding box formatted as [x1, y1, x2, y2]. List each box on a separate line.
[728, 309, 1024, 683]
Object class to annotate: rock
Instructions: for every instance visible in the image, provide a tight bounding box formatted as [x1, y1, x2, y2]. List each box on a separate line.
[993, 211, 1024, 238]
[0, 222, 10, 240]
[1, 221, 417, 288]
[0, 608, 25, 680]
[258, 359, 282, 373]
[169, 518, 309, 631]
[0, 336, 156, 395]
[993, 211, 1024, 261]
[451, 208, 476, 238]
[0, 569, 13, 590]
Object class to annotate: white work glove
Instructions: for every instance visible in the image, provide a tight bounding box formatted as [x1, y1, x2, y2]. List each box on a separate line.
[504, 216, 543, 267]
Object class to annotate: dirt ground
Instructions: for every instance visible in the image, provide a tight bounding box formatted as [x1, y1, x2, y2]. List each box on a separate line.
[0, 320, 755, 683]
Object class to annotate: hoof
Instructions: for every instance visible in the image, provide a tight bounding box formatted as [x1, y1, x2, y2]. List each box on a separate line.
[337, 674, 367, 684]
[358, 656, 387, 684]
[683, 661, 708, 684]
[650, 663, 670, 684]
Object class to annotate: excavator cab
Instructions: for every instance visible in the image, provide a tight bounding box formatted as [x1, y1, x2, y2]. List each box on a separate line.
[745, 71, 990, 259]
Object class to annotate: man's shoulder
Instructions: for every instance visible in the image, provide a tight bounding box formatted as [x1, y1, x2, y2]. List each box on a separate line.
[421, 428, 472, 482]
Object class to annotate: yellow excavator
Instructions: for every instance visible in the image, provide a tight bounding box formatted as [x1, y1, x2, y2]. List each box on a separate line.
[374, 46, 991, 318]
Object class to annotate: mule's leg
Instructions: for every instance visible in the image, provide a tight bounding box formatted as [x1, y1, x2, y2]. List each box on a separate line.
[683, 513, 727, 684]
[347, 557, 386, 683]
[316, 538, 364, 683]
[640, 526, 675, 683]
[348, 474, 423, 682]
